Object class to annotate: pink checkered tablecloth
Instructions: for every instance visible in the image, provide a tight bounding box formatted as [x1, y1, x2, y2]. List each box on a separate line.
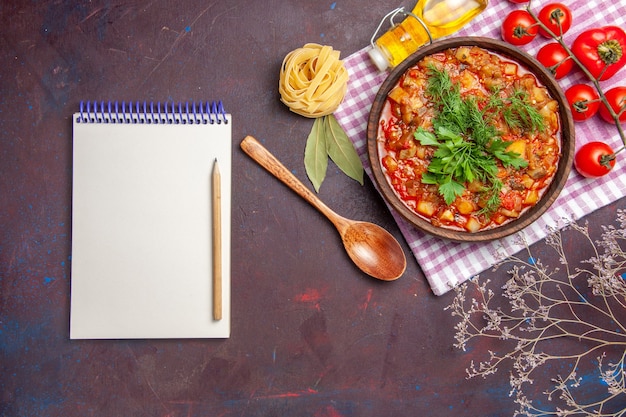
[334, 0, 626, 295]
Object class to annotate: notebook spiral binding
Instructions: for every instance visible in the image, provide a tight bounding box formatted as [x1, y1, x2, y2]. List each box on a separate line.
[77, 101, 228, 125]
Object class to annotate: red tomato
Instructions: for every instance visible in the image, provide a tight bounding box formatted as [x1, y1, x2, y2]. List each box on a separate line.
[501, 10, 539, 46]
[500, 191, 523, 211]
[536, 42, 573, 79]
[599, 86, 626, 123]
[574, 141, 616, 178]
[564, 84, 600, 121]
[537, 3, 572, 38]
[572, 26, 626, 81]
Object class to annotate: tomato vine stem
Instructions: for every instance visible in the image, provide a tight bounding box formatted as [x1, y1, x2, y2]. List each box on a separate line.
[525, 0, 626, 157]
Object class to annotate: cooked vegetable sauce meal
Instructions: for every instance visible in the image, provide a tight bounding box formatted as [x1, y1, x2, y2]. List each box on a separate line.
[377, 46, 561, 233]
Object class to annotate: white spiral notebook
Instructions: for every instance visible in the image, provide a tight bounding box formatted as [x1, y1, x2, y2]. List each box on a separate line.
[70, 101, 231, 339]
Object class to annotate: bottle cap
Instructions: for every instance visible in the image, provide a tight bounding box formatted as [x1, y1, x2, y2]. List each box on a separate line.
[367, 46, 389, 72]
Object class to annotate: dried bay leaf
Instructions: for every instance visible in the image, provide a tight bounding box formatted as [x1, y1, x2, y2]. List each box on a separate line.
[304, 117, 328, 192]
[325, 114, 364, 185]
[304, 114, 364, 192]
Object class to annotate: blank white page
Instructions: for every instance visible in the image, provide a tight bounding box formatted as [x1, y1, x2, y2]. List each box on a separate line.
[70, 108, 231, 339]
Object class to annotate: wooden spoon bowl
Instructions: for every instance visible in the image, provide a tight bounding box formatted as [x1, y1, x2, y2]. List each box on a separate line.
[241, 135, 406, 281]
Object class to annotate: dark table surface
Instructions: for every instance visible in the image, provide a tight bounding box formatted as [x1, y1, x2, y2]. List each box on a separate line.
[2, 1, 624, 416]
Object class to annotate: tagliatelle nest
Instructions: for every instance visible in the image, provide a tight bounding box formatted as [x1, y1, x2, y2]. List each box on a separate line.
[279, 43, 349, 118]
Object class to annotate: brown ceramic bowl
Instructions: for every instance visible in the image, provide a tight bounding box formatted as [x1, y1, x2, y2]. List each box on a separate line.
[367, 37, 575, 242]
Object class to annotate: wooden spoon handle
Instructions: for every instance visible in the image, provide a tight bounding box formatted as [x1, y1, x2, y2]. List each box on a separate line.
[240, 136, 342, 226]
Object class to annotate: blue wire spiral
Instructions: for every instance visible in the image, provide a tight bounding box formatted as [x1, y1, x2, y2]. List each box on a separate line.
[77, 101, 228, 124]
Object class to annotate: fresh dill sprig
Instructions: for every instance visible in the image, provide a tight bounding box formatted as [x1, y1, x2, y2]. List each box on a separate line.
[485, 88, 545, 133]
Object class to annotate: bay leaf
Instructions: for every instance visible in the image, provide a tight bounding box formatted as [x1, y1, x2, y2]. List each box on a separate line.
[324, 114, 364, 185]
[304, 117, 328, 192]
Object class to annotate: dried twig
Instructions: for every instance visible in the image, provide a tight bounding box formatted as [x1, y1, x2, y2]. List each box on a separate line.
[446, 210, 626, 416]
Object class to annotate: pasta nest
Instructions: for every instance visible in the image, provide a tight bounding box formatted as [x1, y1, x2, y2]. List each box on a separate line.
[279, 43, 349, 118]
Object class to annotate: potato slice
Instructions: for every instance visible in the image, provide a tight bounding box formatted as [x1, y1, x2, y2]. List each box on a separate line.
[465, 217, 481, 233]
[524, 190, 539, 205]
[417, 200, 437, 217]
[505, 140, 527, 160]
[455, 199, 476, 215]
[388, 87, 408, 104]
[439, 209, 454, 222]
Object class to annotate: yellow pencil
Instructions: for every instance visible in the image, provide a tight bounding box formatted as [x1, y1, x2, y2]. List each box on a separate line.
[212, 158, 222, 321]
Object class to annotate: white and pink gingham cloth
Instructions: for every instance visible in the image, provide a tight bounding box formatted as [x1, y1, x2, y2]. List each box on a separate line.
[334, 0, 626, 295]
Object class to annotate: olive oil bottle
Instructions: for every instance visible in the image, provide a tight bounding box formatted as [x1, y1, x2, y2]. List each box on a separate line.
[368, 0, 488, 71]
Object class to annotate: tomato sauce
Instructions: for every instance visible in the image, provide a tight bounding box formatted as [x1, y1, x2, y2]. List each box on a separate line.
[377, 46, 561, 232]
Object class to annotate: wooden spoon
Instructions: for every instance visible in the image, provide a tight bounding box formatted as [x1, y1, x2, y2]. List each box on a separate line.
[241, 135, 406, 281]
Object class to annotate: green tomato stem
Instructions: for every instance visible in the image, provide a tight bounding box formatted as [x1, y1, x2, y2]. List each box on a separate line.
[597, 39, 623, 66]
